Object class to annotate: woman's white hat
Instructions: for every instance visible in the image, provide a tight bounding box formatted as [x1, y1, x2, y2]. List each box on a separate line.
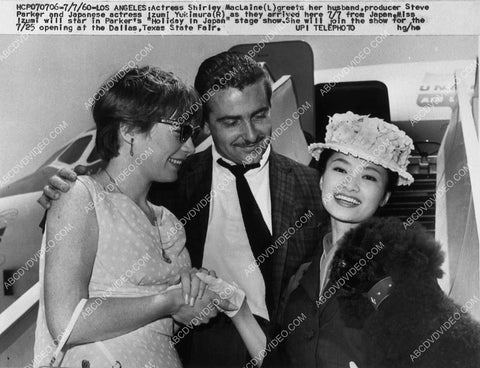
[309, 111, 414, 186]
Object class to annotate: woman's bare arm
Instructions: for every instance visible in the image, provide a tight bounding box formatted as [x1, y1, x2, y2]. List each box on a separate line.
[44, 180, 205, 344]
[231, 300, 267, 365]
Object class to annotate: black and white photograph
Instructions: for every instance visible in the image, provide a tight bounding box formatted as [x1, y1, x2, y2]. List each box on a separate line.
[0, 2, 479, 367]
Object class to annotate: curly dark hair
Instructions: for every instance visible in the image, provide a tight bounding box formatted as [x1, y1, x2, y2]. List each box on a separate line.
[329, 217, 480, 368]
[330, 217, 444, 294]
[92, 66, 202, 161]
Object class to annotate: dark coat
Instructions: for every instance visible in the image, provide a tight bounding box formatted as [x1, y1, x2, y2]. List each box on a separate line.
[270, 251, 367, 368]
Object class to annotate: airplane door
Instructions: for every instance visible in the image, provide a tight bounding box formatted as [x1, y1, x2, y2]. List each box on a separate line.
[230, 40, 316, 138]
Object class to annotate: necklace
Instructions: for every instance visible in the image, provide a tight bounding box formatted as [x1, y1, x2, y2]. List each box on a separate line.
[104, 169, 172, 264]
[146, 202, 172, 264]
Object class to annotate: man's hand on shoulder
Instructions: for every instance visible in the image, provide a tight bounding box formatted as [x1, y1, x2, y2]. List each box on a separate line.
[37, 166, 85, 209]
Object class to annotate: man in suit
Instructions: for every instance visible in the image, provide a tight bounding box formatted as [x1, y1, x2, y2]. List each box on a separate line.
[40, 51, 324, 367]
[151, 51, 324, 367]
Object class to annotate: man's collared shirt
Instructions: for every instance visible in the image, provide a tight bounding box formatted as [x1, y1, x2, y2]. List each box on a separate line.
[202, 144, 272, 321]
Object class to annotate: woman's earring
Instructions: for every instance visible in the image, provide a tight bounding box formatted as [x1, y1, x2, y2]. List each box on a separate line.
[130, 138, 134, 157]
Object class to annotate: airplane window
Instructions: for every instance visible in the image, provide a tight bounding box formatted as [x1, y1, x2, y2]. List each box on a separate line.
[57, 135, 92, 164]
[41, 145, 71, 168]
[87, 143, 100, 163]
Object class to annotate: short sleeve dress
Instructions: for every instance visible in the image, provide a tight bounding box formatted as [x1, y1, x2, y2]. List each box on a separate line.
[34, 175, 190, 368]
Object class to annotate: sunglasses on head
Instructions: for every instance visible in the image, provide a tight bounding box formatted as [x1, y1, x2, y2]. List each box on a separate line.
[155, 118, 201, 143]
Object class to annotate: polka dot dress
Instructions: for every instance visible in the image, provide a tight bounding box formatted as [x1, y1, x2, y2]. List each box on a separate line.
[34, 176, 190, 368]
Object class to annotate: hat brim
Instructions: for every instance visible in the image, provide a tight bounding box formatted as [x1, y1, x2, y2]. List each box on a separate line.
[309, 142, 414, 186]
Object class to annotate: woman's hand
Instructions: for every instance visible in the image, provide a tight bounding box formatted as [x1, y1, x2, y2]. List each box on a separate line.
[44, 180, 193, 346]
[167, 287, 237, 326]
[195, 272, 245, 317]
[168, 267, 215, 306]
[169, 287, 218, 325]
[193, 273, 266, 363]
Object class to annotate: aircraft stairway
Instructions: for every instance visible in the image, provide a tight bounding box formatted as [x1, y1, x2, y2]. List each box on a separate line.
[378, 157, 437, 235]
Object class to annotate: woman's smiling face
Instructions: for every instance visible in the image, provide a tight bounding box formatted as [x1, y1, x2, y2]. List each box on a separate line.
[320, 152, 391, 224]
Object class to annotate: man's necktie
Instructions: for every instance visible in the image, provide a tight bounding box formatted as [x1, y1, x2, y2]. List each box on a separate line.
[217, 158, 274, 310]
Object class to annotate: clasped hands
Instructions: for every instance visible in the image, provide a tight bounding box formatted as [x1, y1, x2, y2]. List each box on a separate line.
[38, 168, 247, 326]
[166, 267, 245, 326]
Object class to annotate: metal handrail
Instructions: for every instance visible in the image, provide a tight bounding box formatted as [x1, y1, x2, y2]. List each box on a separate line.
[0, 282, 39, 336]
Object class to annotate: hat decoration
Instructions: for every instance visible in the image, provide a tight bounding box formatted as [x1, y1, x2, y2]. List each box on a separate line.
[309, 111, 414, 186]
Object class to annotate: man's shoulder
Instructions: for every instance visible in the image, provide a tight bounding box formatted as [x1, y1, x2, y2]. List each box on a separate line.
[270, 151, 320, 181]
[186, 146, 212, 164]
[180, 147, 212, 174]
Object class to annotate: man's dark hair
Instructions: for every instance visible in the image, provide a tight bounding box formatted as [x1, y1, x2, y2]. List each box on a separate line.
[92, 66, 201, 161]
[194, 51, 272, 126]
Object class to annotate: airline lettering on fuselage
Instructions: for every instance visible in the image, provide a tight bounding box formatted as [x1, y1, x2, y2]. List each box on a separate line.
[417, 94, 456, 107]
[417, 73, 456, 107]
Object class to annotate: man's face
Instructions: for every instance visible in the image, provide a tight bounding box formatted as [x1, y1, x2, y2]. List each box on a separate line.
[205, 80, 272, 165]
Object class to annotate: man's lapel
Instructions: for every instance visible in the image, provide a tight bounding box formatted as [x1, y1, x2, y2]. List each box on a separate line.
[269, 151, 295, 308]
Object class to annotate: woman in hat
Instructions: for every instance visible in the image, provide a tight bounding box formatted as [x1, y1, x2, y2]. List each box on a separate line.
[274, 111, 414, 368]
